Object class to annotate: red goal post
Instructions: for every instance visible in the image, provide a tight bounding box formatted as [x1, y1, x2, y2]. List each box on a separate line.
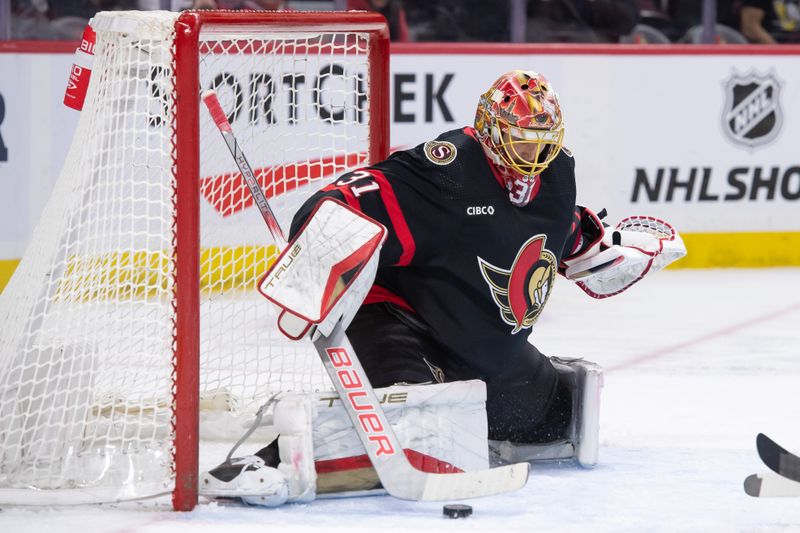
[0, 10, 389, 512]
[172, 10, 389, 511]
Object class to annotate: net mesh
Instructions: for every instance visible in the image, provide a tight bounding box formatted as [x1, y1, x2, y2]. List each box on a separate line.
[0, 11, 374, 503]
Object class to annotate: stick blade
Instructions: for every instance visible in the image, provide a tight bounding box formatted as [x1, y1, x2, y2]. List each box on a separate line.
[744, 472, 800, 498]
[756, 433, 784, 468]
[756, 433, 800, 482]
[406, 462, 530, 501]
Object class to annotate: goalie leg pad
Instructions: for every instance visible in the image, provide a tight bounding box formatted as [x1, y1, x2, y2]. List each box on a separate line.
[203, 382, 490, 502]
[200, 394, 317, 506]
[490, 357, 603, 468]
[555, 356, 603, 467]
[313, 380, 490, 495]
[272, 395, 317, 503]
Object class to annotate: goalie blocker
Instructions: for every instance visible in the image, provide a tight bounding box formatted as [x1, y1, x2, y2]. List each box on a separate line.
[257, 197, 386, 339]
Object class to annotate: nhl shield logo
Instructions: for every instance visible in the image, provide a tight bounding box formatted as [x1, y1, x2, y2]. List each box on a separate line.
[722, 71, 782, 148]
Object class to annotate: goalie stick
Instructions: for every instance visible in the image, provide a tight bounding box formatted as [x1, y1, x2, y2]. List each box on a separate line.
[201, 90, 529, 501]
[744, 472, 800, 498]
[756, 433, 800, 484]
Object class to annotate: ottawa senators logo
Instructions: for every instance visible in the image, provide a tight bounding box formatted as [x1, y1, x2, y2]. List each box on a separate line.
[478, 235, 556, 334]
[423, 141, 457, 165]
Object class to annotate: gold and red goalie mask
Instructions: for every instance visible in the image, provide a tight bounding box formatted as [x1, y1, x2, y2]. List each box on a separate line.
[474, 70, 565, 206]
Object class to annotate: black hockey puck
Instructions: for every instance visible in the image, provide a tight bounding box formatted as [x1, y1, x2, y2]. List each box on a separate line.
[443, 504, 472, 519]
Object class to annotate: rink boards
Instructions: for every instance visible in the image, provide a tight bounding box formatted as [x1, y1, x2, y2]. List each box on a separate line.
[1, 42, 800, 292]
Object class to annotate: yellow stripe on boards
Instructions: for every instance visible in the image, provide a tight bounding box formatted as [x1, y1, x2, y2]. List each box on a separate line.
[200, 245, 281, 293]
[0, 259, 19, 293]
[674, 232, 800, 269]
[0, 246, 281, 299]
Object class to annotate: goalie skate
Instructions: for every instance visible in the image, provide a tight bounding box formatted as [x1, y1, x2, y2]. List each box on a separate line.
[200, 394, 317, 506]
[201, 451, 290, 506]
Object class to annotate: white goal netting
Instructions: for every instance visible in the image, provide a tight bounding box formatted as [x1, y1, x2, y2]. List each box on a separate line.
[0, 10, 381, 504]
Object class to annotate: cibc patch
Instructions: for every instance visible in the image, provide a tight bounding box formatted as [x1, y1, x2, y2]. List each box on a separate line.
[423, 141, 457, 165]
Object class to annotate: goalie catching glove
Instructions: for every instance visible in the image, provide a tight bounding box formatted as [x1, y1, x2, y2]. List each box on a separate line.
[561, 207, 686, 298]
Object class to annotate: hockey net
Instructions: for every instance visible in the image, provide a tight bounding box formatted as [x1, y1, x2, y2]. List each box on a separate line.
[0, 10, 388, 509]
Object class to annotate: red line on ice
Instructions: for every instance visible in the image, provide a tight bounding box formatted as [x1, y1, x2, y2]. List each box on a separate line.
[607, 302, 800, 372]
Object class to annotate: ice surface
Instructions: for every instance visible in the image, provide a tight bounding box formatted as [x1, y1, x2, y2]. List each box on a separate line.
[2, 268, 800, 532]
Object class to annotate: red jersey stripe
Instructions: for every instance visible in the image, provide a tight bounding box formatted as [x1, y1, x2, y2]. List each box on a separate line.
[322, 181, 362, 211]
[368, 169, 416, 266]
[363, 285, 415, 313]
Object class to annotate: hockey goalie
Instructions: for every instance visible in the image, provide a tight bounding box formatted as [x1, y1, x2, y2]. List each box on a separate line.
[200, 70, 686, 505]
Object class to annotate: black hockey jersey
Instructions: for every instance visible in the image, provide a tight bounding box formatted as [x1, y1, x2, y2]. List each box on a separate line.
[290, 127, 580, 379]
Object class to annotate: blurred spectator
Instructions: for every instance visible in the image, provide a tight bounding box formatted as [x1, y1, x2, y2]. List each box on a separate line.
[50, 0, 137, 39]
[47, 0, 134, 19]
[620, 22, 672, 43]
[526, 0, 638, 43]
[191, 0, 286, 8]
[738, 0, 800, 43]
[347, 0, 409, 42]
[10, 0, 138, 40]
[137, 1, 192, 9]
[665, 0, 740, 40]
[634, 1, 673, 30]
[664, 0, 702, 36]
[634, 1, 751, 43]
[403, 0, 510, 42]
[10, 0, 51, 40]
[627, 0, 678, 41]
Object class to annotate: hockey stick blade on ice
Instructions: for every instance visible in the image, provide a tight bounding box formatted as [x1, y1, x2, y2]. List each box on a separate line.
[744, 472, 800, 498]
[756, 433, 800, 483]
[202, 90, 530, 500]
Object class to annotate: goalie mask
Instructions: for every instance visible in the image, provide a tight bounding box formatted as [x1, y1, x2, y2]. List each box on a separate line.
[475, 70, 565, 206]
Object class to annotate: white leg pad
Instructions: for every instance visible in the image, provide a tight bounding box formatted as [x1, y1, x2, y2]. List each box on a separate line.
[313, 380, 490, 473]
[572, 358, 603, 467]
[490, 357, 603, 468]
[201, 394, 317, 507]
[274, 395, 317, 503]
[206, 382, 489, 503]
